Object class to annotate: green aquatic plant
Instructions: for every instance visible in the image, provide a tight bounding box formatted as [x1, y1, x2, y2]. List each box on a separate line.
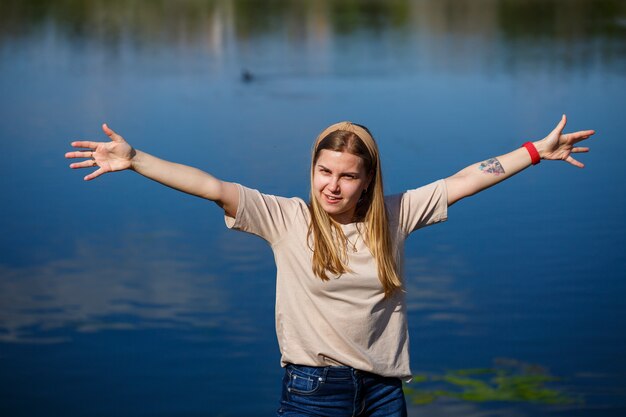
[403, 358, 581, 406]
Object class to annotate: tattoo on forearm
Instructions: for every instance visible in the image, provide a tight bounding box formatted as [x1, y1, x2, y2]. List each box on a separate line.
[478, 158, 505, 176]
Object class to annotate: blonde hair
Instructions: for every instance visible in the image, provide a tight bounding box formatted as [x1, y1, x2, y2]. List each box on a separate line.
[307, 122, 402, 296]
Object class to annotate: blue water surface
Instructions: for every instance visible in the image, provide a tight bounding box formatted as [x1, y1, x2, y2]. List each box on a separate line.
[1, 1, 625, 416]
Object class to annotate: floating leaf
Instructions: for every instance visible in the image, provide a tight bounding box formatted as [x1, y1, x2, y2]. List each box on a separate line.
[404, 359, 582, 406]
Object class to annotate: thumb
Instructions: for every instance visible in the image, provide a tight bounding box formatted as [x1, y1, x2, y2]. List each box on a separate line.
[102, 123, 124, 142]
[551, 114, 567, 136]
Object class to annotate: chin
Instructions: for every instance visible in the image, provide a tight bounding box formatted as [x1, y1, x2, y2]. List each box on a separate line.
[317, 201, 339, 216]
[320, 203, 339, 214]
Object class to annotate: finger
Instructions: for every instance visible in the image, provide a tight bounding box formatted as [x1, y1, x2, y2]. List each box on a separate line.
[84, 167, 106, 181]
[565, 155, 584, 168]
[552, 114, 567, 135]
[102, 123, 123, 142]
[570, 130, 596, 143]
[69, 159, 98, 169]
[65, 150, 94, 159]
[578, 129, 595, 136]
[571, 147, 589, 153]
[71, 140, 100, 149]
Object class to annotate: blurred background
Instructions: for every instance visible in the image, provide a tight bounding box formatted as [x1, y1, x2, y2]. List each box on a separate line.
[1, 1, 625, 416]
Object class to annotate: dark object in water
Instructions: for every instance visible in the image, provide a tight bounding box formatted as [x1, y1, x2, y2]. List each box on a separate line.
[241, 69, 254, 83]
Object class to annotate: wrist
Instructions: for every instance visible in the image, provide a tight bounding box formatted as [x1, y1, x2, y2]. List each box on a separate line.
[129, 148, 140, 171]
[532, 139, 550, 159]
[522, 141, 541, 165]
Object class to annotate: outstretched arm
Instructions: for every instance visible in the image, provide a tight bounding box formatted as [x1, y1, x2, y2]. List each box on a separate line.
[65, 124, 239, 216]
[444, 115, 595, 206]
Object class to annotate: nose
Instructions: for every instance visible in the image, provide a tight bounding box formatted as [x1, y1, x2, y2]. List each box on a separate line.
[328, 176, 340, 193]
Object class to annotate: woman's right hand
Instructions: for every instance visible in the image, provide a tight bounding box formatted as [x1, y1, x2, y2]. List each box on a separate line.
[66, 124, 135, 181]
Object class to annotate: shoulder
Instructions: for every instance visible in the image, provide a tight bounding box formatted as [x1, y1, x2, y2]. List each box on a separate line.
[401, 179, 448, 203]
[385, 179, 448, 235]
[236, 183, 307, 207]
[385, 179, 447, 206]
[228, 183, 310, 230]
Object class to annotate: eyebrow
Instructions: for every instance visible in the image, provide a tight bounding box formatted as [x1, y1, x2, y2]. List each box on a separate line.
[317, 164, 360, 176]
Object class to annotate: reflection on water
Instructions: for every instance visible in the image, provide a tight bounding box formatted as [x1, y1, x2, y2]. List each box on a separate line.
[403, 253, 475, 333]
[0, 235, 474, 343]
[1, 0, 625, 75]
[1, 0, 625, 416]
[3, 0, 624, 42]
[0, 230, 231, 344]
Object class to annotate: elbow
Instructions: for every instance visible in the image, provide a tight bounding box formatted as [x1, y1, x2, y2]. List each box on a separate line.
[199, 178, 224, 202]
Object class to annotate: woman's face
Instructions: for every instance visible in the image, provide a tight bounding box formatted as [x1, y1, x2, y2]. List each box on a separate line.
[313, 149, 371, 224]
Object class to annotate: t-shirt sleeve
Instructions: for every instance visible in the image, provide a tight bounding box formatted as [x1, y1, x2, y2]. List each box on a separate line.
[396, 179, 448, 236]
[224, 183, 302, 245]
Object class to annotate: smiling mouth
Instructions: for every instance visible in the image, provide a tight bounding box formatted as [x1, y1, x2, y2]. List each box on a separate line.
[323, 194, 342, 204]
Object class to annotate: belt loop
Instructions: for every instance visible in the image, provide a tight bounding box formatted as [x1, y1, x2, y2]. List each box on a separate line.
[321, 366, 329, 383]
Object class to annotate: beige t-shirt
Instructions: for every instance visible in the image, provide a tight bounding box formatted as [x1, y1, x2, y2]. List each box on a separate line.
[225, 179, 448, 380]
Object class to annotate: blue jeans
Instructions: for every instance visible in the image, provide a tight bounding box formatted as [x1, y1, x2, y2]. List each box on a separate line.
[277, 364, 407, 417]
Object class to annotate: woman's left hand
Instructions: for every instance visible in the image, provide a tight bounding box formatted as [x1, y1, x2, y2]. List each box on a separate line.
[535, 115, 595, 168]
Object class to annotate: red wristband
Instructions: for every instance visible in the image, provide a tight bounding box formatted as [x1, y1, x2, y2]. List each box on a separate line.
[522, 142, 541, 165]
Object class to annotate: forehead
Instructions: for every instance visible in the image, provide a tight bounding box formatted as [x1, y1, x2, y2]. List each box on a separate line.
[315, 149, 365, 171]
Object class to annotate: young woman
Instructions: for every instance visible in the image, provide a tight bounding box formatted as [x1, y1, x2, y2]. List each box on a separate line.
[66, 116, 594, 416]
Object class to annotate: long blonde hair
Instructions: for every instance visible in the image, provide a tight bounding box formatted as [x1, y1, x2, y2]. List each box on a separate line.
[307, 122, 402, 296]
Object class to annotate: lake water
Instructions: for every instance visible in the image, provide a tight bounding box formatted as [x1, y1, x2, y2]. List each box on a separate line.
[1, 1, 625, 416]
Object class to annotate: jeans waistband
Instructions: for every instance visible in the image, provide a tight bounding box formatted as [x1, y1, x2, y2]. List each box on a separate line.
[286, 364, 360, 381]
